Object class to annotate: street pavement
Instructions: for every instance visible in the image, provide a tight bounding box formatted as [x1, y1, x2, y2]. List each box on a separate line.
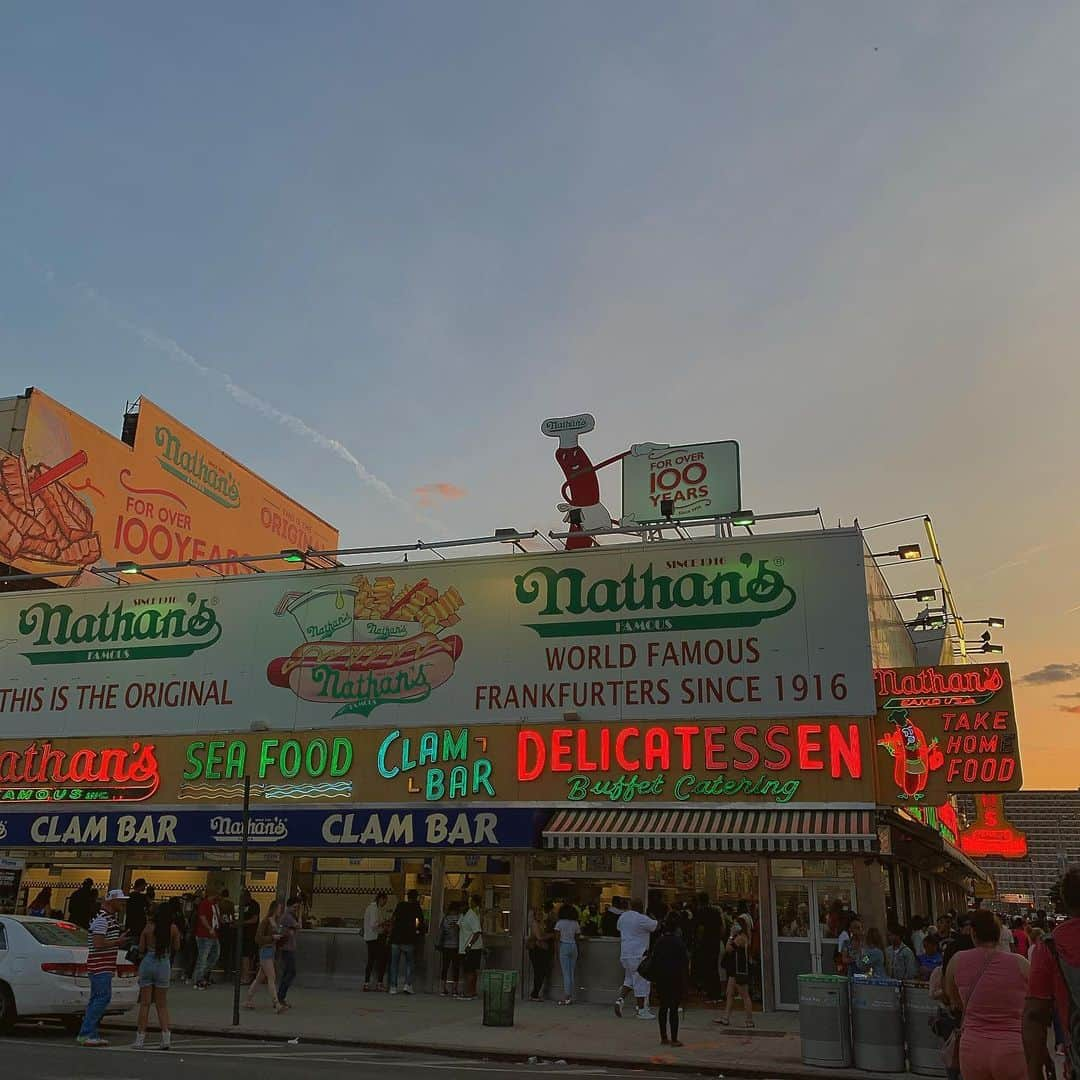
[0, 1029, 676, 1079]
[85, 982, 909, 1079]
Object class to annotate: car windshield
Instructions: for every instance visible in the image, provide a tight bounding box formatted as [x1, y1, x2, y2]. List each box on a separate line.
[19, 920, 89, 947]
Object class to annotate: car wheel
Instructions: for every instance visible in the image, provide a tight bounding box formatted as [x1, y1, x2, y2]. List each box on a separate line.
[0, 982, 16, 1035]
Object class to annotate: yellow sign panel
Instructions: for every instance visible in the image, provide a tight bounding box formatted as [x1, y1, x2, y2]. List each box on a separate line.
[0, 389, 337, 582]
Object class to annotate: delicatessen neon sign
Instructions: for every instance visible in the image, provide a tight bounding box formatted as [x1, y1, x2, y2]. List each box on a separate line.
[516, 722, 863, 804]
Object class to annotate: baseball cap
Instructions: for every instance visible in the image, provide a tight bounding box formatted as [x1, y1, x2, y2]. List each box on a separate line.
[105, 889, 129, 901]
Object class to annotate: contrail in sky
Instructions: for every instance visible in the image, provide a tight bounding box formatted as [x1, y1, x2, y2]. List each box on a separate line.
[69, 281, 444, 532]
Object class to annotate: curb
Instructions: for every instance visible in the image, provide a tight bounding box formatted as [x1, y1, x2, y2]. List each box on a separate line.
[101, 1017, 881, 1080]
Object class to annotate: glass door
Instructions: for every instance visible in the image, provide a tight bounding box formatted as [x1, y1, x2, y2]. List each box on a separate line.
[812, 881, 854, 977]
[772, 882, 812, 1009]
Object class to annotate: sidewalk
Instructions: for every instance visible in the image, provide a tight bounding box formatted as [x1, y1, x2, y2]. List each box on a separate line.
[104, 983, 907, 1079]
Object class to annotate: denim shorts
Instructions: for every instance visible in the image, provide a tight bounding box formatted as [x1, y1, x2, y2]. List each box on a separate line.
[259, 945, 276, 961]
[138, 953, 172, 989]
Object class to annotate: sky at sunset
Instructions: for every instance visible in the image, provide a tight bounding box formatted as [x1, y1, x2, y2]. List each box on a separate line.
[2, 4, 1077, 787]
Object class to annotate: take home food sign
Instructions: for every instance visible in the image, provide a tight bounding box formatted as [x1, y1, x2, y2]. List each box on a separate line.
[0, 532, 875, 737]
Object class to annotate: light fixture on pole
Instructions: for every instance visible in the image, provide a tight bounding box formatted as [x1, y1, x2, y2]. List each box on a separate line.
[967, 617, 1006, 629]
[493, 528, 528, 553]
[116, 561, 140, 574]
[279, 549, 306, 565]
[892, 588, 937, 603]
[871, 544, 922, 561]
[730, 509, 756, 528]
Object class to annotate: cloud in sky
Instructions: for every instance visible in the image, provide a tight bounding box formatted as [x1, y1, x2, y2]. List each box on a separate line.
[1057, 704, 1080, 715]
[1018, 662, 1080, 685]
[414, 483, 467, 507]
[981, 543, 1052, 577]
[1057, 692, 1080, 699]
[67, 279, 444, 532]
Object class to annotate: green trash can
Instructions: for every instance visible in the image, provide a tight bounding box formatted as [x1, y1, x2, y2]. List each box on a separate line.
[481, 969, 518, 1027]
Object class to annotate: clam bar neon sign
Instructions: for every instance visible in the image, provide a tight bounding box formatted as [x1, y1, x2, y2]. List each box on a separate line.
[516, 722, 863, 804]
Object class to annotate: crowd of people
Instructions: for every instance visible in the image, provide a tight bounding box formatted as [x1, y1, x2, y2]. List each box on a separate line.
[816, 877, 1080, 1080]
[21, 866, 1080, 1072]
[522, 892, 759, 1046]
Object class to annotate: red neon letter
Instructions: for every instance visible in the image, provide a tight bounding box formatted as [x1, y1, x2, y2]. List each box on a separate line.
[672, 725, 699, 769]
[517, 730, 545, 781]
[797, 724, 824, 770]
[704, 726, 728, 771]
[732, 726, 760, 771]
[550, 728, 573, 772]
[828, 723, 862, 778]
[763, 725, 792, 771]
[643, 727, 670, 771]
[576, 728, 598, 772]
[615, 727, 640, 771]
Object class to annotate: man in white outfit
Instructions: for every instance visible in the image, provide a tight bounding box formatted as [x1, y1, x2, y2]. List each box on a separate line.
[614, 898, 657, 1019]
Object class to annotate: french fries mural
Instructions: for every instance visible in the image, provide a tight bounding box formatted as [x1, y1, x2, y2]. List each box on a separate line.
[0, 450, 102, 568]
[267, 573, 465, 718]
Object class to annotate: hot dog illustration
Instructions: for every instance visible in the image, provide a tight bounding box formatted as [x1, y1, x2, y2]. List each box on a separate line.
[877, 709, 944, 800]
[267, 573, 464, 718]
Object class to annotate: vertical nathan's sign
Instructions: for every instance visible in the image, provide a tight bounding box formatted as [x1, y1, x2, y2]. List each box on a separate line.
[621, 441, 740, 523]
[872, 663, 1023, 805]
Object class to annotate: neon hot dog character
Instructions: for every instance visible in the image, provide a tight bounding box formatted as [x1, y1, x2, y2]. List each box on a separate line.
[877, 709, 944, 801]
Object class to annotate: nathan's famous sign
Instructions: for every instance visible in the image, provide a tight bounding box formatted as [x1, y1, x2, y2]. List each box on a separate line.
[0, 531, 876, 738]
[0, 719, 876, 809]
[0, 388, 337, 583]
[872, 663, 1022, 805]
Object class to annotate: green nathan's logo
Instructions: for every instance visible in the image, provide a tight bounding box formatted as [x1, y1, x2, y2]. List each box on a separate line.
[17, 593, 222, 665]
[515, 553, 796, 638]
[155, 424, 241, 508]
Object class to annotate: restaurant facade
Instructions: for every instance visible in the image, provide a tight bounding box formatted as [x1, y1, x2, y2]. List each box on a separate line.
[0, 528, 1011, 1009]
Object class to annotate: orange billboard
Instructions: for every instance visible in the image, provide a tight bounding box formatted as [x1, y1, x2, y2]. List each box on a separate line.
[0, 389, 337, 583]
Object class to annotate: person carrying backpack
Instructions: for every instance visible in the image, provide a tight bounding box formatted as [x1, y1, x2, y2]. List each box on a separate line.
[1024, 865, 1080, 1080]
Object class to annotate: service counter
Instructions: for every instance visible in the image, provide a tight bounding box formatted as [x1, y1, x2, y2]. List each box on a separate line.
[545, 936, 622, 1004]
[293, 928, 514, 992]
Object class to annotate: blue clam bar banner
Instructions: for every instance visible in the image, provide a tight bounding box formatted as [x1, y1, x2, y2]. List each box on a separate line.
[0, 806, 546, 850]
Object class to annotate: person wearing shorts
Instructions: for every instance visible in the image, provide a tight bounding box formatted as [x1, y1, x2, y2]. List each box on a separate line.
[615, 899, 658, 1020]
[134, 905, 180, 1050]
[457, 895, 484, 1000]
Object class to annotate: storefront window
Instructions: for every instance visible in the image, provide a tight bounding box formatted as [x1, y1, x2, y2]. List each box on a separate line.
[301, 856, 431, 929]
[443, 855, 511, 938]
[527, 877, 630, 935]
[773, 859, 855, 879]
[19, 863, 111, 918]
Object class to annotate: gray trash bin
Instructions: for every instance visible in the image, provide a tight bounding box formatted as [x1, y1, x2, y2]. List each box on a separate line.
[904, 981, 947, 1076]
[852, 975, 906, 1073]
[798, 974, 853, 1068]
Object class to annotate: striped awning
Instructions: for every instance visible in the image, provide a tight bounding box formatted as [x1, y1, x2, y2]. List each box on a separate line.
[542, 808, 877, 854]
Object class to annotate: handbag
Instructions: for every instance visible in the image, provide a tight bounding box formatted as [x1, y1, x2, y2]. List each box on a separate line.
[637, 950, 655, 981]
[125, 944, 142, 966]
[943, 952, 994, 1070]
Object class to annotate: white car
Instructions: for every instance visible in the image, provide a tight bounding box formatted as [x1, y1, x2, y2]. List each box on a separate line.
[0, 916, 138, 1034]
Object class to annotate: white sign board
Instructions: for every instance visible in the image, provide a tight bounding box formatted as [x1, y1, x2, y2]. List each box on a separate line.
[0, 531, 874, 737]
[622, 441, 740, 523]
